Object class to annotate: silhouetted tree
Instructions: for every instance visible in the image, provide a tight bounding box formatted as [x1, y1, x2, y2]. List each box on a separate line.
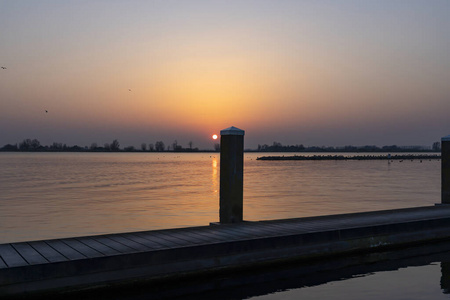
[188, 141, 193, 150]
[155, 141, 165, 152]
[172, 140, 182, 151]
[19, 138, 41, 151]
[1, 144, 18, 151]
[272, 142, 282, 151]
[31, 139, 40, 150]
[148, 143, 154, 151]
[124, 146, 135, 151]
[51, 142, 63, 150]
[110, 139, 120, 151]
[69, 145, 83, 151]
[172, 140, 178, 152]
[90, 143, 98, 150]
[104, 143, 110, 150]
[259, 144, 269, 151]
[141, 143, 147, 151]
[19, 139, 31, 150]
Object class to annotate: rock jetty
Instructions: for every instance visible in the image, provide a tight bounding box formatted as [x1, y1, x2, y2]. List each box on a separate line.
[256, 154, 441, 161]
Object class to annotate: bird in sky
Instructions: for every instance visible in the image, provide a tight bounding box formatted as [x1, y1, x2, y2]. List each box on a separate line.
[1, 67, 6, 69]
[128, 89, 132, 92]
[45, 110, 48, 113]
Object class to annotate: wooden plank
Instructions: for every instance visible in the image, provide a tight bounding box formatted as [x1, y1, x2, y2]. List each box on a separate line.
[207, 229, 246, 240]
[139, 232, 186, 248]
[12, 243, 48, 265]
[241, 225, 281, 237]
[229, 224, 278, 235]
[210, 226, 258, 239]
[29, 241, 67, 263]
[123, 234, 167, 250]
[266, 221, 332, 233]
[147, 232, 194, 247]
[249, 222, 300, 234]
[175, 229, 225, 243]
[160, 231, 208, 245]
[0, 244, 27, 267]
[245, 223, 295, 235]
[0, 257, 8, 268]
[135, 232, 186, 248]
[93, 237, 136, 253]
[260, 222, 319, 233]
[217, 225, 273, 238]
[188, 228, 241, 241]
[107, 235, 152, 252]
[46, 240, 85, 260]
[62, 239, 103, 258]
[76, 237, 122, 256]
[269, 217, 340, 225]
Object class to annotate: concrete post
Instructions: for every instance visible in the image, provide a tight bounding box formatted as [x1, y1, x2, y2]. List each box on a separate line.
[220, 126, 245, 223]
[442, 135, 450, 204]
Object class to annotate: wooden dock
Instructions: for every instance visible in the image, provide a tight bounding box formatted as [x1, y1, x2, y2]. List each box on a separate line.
[2, 205, 450, 297]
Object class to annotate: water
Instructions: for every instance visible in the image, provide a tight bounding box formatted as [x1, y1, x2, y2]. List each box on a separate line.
[255, 263, 445, 300]
[0, 152, 440, 243]
[43, 241, 450, 300]
[1, 152, 222, 243]
[167, 241, 450, 300]
[0, 152, 443, 299]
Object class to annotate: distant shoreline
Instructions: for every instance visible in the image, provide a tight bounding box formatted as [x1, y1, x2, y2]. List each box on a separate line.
[0, 149, 442, 154]
[256, 154, 441, 161]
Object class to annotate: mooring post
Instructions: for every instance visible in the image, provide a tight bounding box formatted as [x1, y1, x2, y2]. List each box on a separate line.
[220, 126, 245, 224]
[442, 135, 450, 204]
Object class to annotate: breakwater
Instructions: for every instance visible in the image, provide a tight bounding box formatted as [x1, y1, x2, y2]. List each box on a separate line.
[256, 154, 441, 161]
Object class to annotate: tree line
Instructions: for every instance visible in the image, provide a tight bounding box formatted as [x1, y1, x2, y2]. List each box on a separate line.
[0, 139, 441, 152]
[0, 139, 205, 152]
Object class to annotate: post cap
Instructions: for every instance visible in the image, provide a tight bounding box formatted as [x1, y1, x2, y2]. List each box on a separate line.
[220, 126, 245, 136]
[442, 135, 450, 142]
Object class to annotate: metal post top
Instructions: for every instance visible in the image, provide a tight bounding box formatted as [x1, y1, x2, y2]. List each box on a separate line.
[220, 126, 245, 136]
[442, 135, 450, 142]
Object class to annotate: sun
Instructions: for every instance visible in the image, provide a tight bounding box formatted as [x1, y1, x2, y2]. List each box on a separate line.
[212, 134, 218, 140]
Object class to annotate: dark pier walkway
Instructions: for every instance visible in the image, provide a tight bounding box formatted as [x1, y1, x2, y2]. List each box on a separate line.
[2, 205, 450, 297]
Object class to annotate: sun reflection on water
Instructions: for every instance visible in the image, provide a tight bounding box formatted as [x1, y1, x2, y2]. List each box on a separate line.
[211, 156, 218, 194]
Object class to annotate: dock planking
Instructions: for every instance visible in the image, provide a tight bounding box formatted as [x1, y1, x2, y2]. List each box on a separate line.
[45, 240, 86, 260]
[0, 244, 27, 268]
[93, 236, 137, 253]
[62, 239, 104, 258]
[11, 243, 48, 265]
[75, 237, 122, 256]
[28, 241, 67, 263]
[3, 205, 450, 297]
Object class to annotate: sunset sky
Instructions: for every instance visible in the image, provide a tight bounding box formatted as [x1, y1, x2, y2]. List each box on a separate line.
[1, 1, 449, 149]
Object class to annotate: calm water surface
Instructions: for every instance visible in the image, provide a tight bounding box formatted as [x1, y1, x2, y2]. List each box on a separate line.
[0, 152, 443, 299]
[175, 241, 450, 300]
[0, 152, 440, 243]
